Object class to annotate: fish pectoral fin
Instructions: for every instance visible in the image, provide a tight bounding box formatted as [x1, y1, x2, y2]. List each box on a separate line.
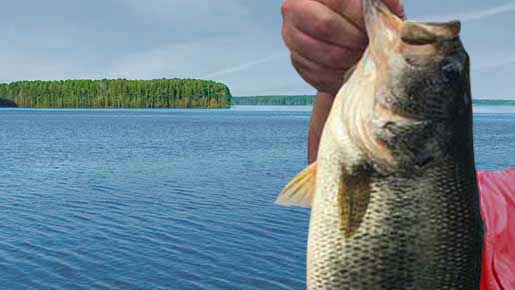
[275, 162, 317, 208]
[339, 171, 371, 238]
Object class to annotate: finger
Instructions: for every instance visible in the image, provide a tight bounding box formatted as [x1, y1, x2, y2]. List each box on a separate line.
[290, 51, 347, 95]
[317, 0, 406, 30]
[285, 0, 367, 49]
[318, 0, 365, 31]
[283, 23, 363, 70]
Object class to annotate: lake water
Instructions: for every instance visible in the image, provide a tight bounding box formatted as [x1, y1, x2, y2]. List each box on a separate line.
[1, 106, 514, 289]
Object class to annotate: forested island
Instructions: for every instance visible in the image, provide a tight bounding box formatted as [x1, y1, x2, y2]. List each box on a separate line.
[0, 79, 231, 108]
[232, 95, 315, 105]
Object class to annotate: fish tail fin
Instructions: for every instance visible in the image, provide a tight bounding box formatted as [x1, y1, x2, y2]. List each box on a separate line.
[275, 163, 317, 208]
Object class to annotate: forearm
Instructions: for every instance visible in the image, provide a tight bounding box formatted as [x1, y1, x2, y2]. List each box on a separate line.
[308, 91, 336, 163]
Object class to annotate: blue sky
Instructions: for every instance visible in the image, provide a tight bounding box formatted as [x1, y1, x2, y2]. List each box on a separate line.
[2, 0, 515, 98]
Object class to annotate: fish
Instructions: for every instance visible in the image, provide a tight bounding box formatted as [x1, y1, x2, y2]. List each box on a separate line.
[276, 0, 485, 289]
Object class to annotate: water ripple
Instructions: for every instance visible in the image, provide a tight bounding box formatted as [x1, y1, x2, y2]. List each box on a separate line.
[0, 109, 512, 289]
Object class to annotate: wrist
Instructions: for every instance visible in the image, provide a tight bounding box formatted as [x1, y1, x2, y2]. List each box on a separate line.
[315, 91, 337, 107]
[308, 91, 336, 163]
[312, 91, 336, 123]
[316, 91, 336, 100]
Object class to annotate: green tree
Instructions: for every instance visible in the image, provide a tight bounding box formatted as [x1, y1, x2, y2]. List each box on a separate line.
[0, 79, 232, 109]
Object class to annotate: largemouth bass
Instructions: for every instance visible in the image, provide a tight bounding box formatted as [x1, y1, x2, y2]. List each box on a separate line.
[276, 0, 485, 289]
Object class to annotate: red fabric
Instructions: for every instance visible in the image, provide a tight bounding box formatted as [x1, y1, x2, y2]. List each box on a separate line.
[479, 168, 515, 290]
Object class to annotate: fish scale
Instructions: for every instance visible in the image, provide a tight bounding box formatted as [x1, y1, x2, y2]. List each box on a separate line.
[307, 158, 482, 289]
[276, 0, 484, 288]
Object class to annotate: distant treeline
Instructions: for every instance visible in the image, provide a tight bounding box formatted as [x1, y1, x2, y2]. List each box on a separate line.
[473, 99, 515, 106]
[232, 95, 315, 105]
[0, 98, 17, 107]
[233, 95, 515, 106]
[0, 79, 231, 108]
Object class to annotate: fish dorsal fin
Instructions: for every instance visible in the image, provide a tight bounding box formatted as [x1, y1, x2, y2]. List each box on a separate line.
[339, 170, 372, 238]
[275, 163, 317, 208]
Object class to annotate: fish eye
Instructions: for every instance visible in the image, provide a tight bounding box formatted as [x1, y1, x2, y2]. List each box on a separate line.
[441, 60, 461, 83]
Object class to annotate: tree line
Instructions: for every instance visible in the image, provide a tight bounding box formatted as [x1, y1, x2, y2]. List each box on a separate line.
[0, 79, 232, 108]
[0, 98, 17, 107]
[232, 95, 315, 106]
[473, 99, 515, 106]
[232, 96, 515, 106]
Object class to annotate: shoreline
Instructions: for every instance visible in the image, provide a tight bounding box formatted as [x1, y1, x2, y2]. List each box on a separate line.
[1, 104, 514, 114]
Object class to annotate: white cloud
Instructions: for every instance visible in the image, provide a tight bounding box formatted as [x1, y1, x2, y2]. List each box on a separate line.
[2, 0, 514, 97]
[199, 53, 287, 79]
[473, 55, 515, 71]
[417, 1, 515, 22]
[0, 53, 74, 82]
[459, 2, 515, 22]
[104, 30, 306, 95]
[122, 0, 252, 32]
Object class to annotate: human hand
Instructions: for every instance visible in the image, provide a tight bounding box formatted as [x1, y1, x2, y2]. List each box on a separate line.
[281, 0, 405, 96]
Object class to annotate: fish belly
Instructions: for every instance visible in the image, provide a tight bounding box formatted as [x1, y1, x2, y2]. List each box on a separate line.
[307, 163, 484, 290]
